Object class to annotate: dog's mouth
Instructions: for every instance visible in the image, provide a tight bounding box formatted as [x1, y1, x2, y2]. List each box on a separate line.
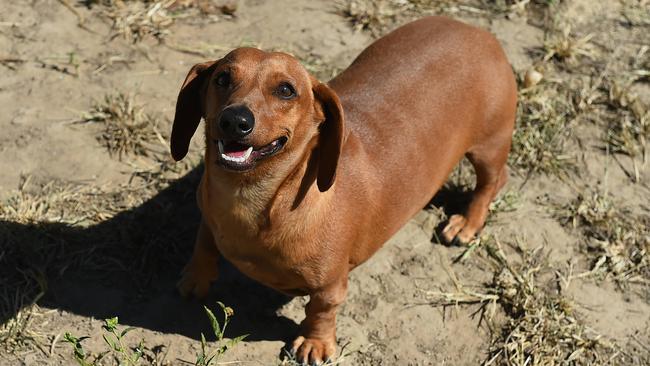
[215, 136, 288, 171]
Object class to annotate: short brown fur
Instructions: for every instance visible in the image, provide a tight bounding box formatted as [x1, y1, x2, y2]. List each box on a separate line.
[171, 17, 516, 364]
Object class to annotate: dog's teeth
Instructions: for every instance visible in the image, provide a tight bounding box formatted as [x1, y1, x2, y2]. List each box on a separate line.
[220, 145, 253, 164]
[243, 146, 253, 160]
[217, 140, 224, 154]
[222, 154, 243, 162]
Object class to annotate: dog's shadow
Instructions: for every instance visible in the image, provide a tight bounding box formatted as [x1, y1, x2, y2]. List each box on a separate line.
[428, 182, 474, 244]
[0, 165, 475, 346]
[0, 165, 298, 344]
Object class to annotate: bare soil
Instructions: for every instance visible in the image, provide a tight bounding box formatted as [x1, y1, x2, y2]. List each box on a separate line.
[1, 0, 649, 365]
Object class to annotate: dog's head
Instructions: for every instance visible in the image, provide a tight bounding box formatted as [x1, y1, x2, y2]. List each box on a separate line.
[171, 48, 344, 192]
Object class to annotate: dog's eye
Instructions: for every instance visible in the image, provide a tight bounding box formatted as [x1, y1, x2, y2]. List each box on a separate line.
[215, 72, 230, 87]
[276, 82, 296, 100]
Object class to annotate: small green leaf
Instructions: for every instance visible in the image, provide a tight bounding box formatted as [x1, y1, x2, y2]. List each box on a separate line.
[103, 317, 119, 332]
[203, 305, 221, 338]
[133, 339, 145, 362]
[63, 332, 77, 343]
[195, 355, 206, 366]
[200, 332, 208, 356]
[194, 303, 244, 366]
[102, 334, 121, 351]
[230, 334, 248, 345]
[120, 326, 135, 338]
[96, 350, 109, 361]
[73, 348, 86, 361]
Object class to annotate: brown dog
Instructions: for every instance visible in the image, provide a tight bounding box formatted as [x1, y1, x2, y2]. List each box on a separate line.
[171, 16, 516, 364]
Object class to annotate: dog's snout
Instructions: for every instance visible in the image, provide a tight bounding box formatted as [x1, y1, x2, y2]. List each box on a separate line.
[219, 105, 255, 139]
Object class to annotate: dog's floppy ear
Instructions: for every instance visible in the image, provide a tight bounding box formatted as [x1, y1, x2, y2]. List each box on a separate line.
[170, 61, 217, 161]
[313, 82, 345, 192]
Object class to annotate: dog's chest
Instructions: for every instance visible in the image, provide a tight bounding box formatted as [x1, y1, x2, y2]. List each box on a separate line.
[205, 200, 314, 291]
[201, 176, 326, 291]
[213, 223, 312, 291]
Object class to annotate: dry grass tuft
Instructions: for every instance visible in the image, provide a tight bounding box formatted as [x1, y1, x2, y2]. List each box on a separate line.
[621, 0, 650, 27]
[107, 0, 175, 42]
[509, 78, 579, 178]
[86, 0, 206, 43]
[554, 191, 650, 288]
[0, 305, 44, 356]
[86, 0, 176, 42]
[542, 25, 595, 65]
[601, 77, 649, 162]
[337, 0, 403, 37]
[479, 0, 562, 17]
[336, 0, 450, 37]
[1, 177, 124, 226]
[337, 0, 563, 36]
[76, 92, 167, 160]
[425, 237, 619, 365]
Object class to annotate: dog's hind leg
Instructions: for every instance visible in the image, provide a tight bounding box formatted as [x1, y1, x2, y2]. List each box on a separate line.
[177, 218, 220, 298]
[442, 135, 510, 244]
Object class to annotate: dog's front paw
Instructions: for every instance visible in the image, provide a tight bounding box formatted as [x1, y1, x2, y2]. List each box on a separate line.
[176, 263, 218, 299]
[290, 335, 336, 365]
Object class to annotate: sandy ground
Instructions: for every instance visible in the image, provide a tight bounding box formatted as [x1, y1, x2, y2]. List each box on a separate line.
[1, 0, 649, 365]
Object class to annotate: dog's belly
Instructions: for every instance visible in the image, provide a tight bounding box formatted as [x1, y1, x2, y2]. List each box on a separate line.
[229, 258, 308, 296]
[336, 134, 465, 268]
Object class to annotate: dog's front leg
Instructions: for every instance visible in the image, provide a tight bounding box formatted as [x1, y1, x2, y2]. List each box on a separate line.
[292, 276, 348, 364]
[177, 218, 220, 298]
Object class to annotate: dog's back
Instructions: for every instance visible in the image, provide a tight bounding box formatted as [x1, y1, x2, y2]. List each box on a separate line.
[330, 16, 517, 264]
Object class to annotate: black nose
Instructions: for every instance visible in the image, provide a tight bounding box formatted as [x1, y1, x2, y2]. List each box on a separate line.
[219, 105, 255, 139]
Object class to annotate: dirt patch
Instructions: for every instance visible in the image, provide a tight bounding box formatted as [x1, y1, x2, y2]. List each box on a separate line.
[1, 0, 649, 365]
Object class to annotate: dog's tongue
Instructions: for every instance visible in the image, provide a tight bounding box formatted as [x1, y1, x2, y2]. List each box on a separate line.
[224, 142, 251, 158]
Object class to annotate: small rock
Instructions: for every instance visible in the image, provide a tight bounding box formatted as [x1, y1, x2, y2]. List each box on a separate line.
[523, 69, 543, 88]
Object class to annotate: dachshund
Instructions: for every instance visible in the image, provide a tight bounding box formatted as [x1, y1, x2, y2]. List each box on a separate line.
[170, 16, 516, 364]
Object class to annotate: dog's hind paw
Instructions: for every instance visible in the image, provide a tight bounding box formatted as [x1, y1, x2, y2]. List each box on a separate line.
[442, 214, 477, 245]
